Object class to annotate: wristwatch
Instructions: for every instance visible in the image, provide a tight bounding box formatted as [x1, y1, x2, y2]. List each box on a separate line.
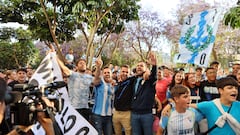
[15, 127, 26, 135]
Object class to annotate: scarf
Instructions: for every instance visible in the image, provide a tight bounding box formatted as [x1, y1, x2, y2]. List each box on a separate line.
[213, 98, 240, 134]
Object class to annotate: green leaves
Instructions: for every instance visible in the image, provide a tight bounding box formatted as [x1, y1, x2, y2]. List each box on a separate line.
[72, 2, 84, 14]
[224, 6, 240, 29]
[86, 0, 98, 7]
[1, 0, 141, 68]
[1, 0, 77, 43]
[0, 28, 39, 69]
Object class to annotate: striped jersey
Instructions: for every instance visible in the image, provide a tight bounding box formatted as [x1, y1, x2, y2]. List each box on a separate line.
[92, 78, 115, 116]
[68, 71, 93, 109]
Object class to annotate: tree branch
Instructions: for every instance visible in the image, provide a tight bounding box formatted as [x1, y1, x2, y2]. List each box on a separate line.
[79, 24, 88, 43]
[96, 16, 120, 57]
[53, 0, 57, 33]
[39, 0, 65, 62]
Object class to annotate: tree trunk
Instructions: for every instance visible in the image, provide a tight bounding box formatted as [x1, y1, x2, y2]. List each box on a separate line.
[88, 44, 96, 69]
[212, 43, 218, 61]
[86, 26, 97, 68]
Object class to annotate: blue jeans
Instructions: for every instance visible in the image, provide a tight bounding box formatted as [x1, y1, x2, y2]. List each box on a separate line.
[91, 114, 113, 135]
[131, 113, 154, 135]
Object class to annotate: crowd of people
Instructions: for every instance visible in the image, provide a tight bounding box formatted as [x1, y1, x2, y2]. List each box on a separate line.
[1, 49, 240, 135]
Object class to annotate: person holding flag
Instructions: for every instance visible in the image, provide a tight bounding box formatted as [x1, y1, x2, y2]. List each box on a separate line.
[27, 46, 98, 134]
[57, 53, 96, 122]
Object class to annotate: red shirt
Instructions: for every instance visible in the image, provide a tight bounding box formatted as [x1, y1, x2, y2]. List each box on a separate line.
[155, 78, 169, 103]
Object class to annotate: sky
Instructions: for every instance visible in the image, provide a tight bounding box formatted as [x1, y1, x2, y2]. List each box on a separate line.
[139, 0, 181, 54]
[139, 0, 238, 20]
[139, 0, 180, 20]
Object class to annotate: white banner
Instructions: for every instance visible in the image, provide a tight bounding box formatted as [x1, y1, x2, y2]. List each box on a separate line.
[29, 52, 97, 135]
[174, 8, 222, 67]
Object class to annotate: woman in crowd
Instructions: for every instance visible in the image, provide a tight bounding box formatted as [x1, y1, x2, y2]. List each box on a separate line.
[183, 72, 201, 103]
[166, 71, 184, 103]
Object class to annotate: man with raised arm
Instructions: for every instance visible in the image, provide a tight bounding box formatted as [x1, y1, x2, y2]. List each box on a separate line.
[91, 57, 115, 135]
[57, 56, 95, 121]
[131, 52, 157, 135]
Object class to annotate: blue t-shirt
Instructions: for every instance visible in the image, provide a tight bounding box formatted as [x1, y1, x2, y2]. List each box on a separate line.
[197, 101, 240, 135]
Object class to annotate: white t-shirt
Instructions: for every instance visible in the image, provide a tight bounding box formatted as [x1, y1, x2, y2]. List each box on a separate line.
[160, 108, 203, 135]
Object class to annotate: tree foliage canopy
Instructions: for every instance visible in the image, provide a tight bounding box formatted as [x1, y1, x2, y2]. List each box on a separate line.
[224, 4, 240, 29]
[0, 0, 141, 68]
[67, 0, 141, 67]
[0, 0, 76, 43]
[0, 27, 39, 69]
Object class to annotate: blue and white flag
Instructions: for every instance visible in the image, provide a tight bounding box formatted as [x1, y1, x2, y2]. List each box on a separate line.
[29, 52, 97, 135]
[174, 8, 222, 67]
